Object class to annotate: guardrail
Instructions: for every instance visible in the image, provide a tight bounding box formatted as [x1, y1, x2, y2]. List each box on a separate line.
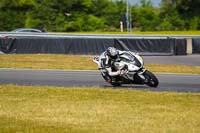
[1, 32, 200, 39]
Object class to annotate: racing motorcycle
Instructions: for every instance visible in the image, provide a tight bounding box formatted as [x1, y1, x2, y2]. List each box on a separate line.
[93, 51, 159, 87]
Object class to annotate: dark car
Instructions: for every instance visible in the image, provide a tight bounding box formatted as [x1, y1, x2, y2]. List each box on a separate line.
[11, 28, 45, 33]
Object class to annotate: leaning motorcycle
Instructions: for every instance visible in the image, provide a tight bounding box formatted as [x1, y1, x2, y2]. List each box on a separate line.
[93, 51, 159, 87]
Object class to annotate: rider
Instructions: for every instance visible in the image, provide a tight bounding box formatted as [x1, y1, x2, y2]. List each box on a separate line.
[100, 47, 125, 77]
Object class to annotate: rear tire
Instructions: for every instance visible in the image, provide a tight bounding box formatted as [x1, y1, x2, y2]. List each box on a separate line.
[110, 82, 121, 87]
[101, 73, 121, 87]
[143, 70, 159, 87]
[101, 72, 111, 82]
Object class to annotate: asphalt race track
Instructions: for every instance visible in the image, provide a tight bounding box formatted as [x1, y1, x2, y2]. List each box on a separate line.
[0, 69, 200, 93]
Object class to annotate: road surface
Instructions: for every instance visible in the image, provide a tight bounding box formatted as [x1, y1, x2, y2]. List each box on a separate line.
[0, 69, 199, 93]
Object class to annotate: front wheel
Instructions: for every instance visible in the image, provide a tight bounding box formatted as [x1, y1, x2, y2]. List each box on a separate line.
[143, 70, 159, 87]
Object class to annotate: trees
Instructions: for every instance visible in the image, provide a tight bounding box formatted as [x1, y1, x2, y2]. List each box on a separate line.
[175, 0, 200, 30]
[0, 0, 34, 31]
[133, 0, 160, 31]
[0, 0, 199, 32]
[159, 0, 200, 30]
[20, 0, 110, 32]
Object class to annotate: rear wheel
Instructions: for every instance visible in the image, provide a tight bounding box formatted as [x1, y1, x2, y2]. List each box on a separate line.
[143, 70, 159, 87]
[101, 72, 111, 82]
[110, 82, 121, 87]
[101, 73, 122, 87]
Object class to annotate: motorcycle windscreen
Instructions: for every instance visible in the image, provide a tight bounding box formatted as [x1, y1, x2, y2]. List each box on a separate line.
[132, 58, 142, 67]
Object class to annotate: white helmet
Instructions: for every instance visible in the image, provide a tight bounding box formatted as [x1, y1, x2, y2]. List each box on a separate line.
[106, 47, 119, 59]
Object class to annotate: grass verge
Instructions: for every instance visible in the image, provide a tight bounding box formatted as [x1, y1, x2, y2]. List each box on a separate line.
[0, 54, 200, 74]
[0, 84, 199, 133]
[60, 31, 200, 35]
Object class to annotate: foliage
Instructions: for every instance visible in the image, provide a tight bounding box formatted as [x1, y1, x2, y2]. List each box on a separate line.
[0, 0, 199, 32]
[133, 2, 160, 31]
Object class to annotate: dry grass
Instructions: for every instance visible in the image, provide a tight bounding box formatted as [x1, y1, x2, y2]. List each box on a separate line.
[132, 30, 200, 35]
[62, 31, 200, 35]
[0, 54, 200, 74]
[146, 64, 200, 74]
[0, 84, 200, 133]
[0, 54, 96, 70]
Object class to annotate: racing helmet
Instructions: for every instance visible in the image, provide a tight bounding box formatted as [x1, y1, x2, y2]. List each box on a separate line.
[106, 47, 119, 59]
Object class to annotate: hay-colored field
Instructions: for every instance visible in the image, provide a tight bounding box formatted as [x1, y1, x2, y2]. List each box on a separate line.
[0, 84, 199, 133]
[0, 54, 95, 70]
[60, 30, 200, 35]
[0, 54, 200, 74]
[130, 30, 200, 35]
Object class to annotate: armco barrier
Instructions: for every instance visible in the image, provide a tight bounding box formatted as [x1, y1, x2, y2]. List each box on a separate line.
[193, 38, 200, 54]
[0, 35, 189, 55]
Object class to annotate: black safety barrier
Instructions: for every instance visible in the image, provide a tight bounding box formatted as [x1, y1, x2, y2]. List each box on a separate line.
[0, 37, 187, 55]
[114, 39, 176, 55]
[174, 39, 187, 55]
[11, 38, 114, 54]
[0, 38, 16, 53]
[193, 38, 200, 54]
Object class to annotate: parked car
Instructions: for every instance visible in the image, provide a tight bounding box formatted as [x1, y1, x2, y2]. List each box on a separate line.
[11, 28, 45, 33]
[0, 34, 8, 38]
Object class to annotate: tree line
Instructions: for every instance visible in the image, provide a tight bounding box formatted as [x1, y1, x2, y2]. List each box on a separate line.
[0, 0, 199, 32]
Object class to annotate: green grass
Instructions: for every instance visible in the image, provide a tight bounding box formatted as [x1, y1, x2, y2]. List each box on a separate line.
[0, 54, 200, 74]
[0, 85, 199, 133]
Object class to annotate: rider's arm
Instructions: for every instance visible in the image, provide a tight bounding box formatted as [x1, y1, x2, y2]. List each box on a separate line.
[106, 67, 120, 76]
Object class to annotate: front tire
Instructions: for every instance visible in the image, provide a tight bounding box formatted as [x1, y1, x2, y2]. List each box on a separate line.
[143, 70, 159, 87]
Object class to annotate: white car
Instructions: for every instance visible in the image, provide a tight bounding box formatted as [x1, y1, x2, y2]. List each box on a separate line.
[11, 28, 45, 33]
